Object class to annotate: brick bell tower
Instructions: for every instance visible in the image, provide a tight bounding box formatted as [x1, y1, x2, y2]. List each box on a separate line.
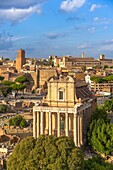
[16, 49, 26, 72]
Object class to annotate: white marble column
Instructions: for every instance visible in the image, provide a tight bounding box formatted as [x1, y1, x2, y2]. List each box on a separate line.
[57, 112, 60, 137]
[37, 112, 40, 138]
[65, 112, 69, 136]
[80, 114, 83, 145]
[69, 115, 71, 131]
[48, 83, 51, 100]
[40, 111, 44, 135]
[33, 111, 37, 138]
[77, 115, 80, 147]
[73, 113, 78, 146]
[49, 111, 52, 135]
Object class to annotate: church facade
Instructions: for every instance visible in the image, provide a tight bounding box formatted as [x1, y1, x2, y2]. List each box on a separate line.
[33, 75, 97, 147]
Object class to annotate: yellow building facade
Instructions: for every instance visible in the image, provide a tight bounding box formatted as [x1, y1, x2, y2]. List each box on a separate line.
[33, 75, 96, 147]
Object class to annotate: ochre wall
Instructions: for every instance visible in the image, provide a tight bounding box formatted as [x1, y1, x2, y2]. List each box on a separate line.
[47, 77, 76, 107]
[38, 68, 56, 88]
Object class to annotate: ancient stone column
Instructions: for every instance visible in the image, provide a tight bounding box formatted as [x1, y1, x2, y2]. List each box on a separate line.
[80, 114, 83, 145]
[40, 111, 44, 135]
[65, 112, 69, 136]
[52, 113, 56, 134]
[48, 83, 51, 100]
[77, 115, 80, 147]
[49, 111, 52, 135]
[73, 113, 78, 146]
[37, 112, 40, 138]
[33, 111, 37, 138]
[69, 115, 71, 131]
[45, 112, 49, 135]
[57, 112, 60, 137]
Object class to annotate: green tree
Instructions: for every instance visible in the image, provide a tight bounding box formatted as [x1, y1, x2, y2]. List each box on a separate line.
[15, 76, 29, 84]
[90, 76, 100, 83]
[1, 80, 11, 86]
[91, 76, 108, 83]
[84, 155, 113, 170]
[15, 76, 29, 94]
[9, 115, 27, 127]
[105, 75, 113, 81]
[0, 84, 12, 98]
[7, 135, 84, 170]
[0, 104, 7, 113]
[0, 76, 4, 82]
[92, 107, 109, 123]
[88, 119, 113, 155]
[7, 137, 36, 170]
[88, 106, 113, 156]
[20, 118, 27, 128]
[10, 83, 26, 95]
[104, 99, 113, 112]
[68, 147, 84, 170]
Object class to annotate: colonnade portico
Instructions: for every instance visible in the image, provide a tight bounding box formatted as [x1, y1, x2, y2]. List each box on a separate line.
[33, 106, 83, 147]
[33, 75, 96, 147]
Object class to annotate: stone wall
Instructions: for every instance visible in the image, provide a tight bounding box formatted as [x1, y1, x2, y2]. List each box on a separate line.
[38, 68, 56, 88]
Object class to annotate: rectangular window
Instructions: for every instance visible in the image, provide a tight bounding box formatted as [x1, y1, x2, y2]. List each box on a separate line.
[59, 91, 63, 100]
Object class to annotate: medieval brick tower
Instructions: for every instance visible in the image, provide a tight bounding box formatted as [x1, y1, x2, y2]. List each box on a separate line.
[16, 49, 26, 72]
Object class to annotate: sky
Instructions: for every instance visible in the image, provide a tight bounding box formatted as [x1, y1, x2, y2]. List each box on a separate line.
[0, 0, 113, 60]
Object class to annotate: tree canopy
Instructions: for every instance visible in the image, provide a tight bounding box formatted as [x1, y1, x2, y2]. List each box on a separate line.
[0, 84, 12, 98]
[10, 83, 26, 92]
[104, 99, 113, 112]
[84, 155, 113, 170]
[91, 75, 113, 83]
[15, 76, 29, 84]
[92, 106, 110, 123]
[88, 106, 113, 156]
[9, 115, 27, 128]
[7, 135, 84, 170]
[0, 76, 4, 82]
[0, 104, 7, 113]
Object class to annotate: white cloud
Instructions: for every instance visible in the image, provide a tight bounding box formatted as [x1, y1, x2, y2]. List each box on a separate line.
[45, 32, 67, 39]
[0, 1, 45, 23]
[77, 43, 92, 49]
[94, 17, 112, 25]
[98, 39, 113, 52]
[99, 45, 113, 52]
[0, 5, 41, 23]
[60, 0, 86, 12]
[90, 4, 103, 12]
[0, 0, 42, 9]
[0, 30, 27, 50]
[88, 27, 95, 33]
[94, 17, 99, 21]
[9, 36, 27, 41]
